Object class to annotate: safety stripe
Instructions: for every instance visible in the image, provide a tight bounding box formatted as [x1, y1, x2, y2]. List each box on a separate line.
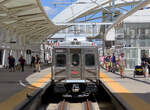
[100, 72, 150, 110]
[0, 73, 51, 110]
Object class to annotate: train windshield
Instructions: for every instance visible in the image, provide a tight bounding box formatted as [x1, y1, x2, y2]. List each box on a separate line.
[85, 54, 95, 66]
[72, 54, 80, 66]
[56, 54, 66, 67]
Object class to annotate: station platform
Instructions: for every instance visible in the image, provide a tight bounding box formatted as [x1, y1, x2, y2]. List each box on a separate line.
[100, 68, 150, 110]
[0, 65, 51, 110]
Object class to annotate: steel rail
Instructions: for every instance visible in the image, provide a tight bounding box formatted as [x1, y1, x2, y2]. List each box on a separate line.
[85, 100, 93, 110]
[58, 100, 66, 110]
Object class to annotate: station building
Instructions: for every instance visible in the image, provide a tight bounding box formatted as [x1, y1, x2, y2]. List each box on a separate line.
[115, 8, 150, 70]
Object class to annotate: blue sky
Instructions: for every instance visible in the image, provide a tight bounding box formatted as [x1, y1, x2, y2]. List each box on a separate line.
[41, 0, 77, 19]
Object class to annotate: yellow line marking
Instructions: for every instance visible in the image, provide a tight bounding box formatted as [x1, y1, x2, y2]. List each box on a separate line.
[32, 74, 51, 88]
[100, 72, 150, 110]
[0, 73, 51, 110]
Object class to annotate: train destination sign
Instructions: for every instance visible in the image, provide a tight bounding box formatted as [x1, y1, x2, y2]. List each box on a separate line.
[55, 49, 66, 53]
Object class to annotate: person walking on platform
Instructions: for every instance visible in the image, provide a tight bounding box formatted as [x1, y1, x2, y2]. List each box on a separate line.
[8, 55, 15, 72]
[36, 55, 40, 72]
[100, 56, 104, 68]
[8, 55, 11, 71]
[118, 53, 127, 78]
[141, 54, 148, 76]
[31, 56, 35, 68]
[146, 57, 150, 80]
[111, 53, 116, 72]
[19, 56, 26, 72]
[105, 56, 111, 72]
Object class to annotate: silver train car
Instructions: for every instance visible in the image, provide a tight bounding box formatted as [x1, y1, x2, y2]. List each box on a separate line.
[51, 39, 100, 97]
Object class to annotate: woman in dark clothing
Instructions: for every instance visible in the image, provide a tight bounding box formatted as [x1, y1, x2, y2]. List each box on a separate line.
[36, 55, 40, 72]
[19, 56, 25, 72]
[8, 55, 11, 70]
[31, 56, 35, 68]
[8, 55, 15, 72]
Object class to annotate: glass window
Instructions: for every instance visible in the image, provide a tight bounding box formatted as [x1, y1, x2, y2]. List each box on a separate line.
[72, 54, 80, 66]
[56, 54, 66, 67]
[85, 54, 95, 66]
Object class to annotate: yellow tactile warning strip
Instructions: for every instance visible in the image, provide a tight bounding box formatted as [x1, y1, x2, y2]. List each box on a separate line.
[0, 73, 51, 110]
[100, 72, 150, 110]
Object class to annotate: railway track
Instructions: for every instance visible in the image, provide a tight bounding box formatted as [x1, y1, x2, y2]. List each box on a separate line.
[46, 100, 100, 110]
[83, 100, 99, 110]
[40, 82, 126, 110]
[58, 100, 67, 110]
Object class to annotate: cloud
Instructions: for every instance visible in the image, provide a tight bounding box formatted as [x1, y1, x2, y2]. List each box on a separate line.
[44, 6, 57, 16]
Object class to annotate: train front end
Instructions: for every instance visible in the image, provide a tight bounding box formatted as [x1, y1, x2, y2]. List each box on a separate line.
[51, 40, 100, 97]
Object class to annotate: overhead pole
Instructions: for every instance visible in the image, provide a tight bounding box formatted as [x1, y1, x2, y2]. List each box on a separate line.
[112, 0, 115, 21]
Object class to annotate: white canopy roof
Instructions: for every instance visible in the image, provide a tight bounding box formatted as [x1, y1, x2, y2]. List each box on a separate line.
[124, 8, 150, 23]
[0, 0, 59, 46]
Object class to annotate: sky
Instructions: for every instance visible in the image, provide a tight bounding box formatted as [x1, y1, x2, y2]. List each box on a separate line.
[41, 0, 77, 19]
[40, 0, 133, 22]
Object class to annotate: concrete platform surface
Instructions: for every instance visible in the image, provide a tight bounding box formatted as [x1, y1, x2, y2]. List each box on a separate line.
[0, 65, 51, 110]
[100, 69, 150, 110]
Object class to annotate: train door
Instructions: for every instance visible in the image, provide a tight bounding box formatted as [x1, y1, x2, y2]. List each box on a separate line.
[53, 48, 68, 81]
[70, 49, 82, 80]
[84, 48, 98, 80]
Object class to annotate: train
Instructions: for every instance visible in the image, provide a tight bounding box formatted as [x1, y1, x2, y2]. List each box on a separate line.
[51, 39, 100, 97]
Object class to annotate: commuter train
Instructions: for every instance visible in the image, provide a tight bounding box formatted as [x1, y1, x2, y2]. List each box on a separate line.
[51, 39, 100, 97]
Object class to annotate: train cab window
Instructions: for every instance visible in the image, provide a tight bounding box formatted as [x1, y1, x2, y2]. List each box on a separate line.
[56, 54, 66, 67]
[72, 54, 80, 66]
[85, 54, 95, 66]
